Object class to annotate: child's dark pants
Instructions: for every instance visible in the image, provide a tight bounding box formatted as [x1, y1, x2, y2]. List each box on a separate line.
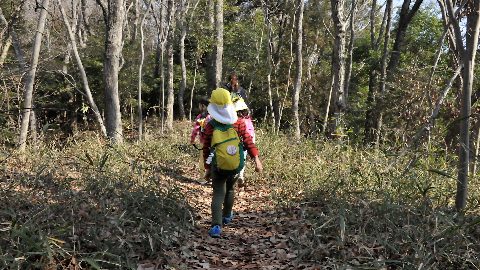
[211, 167, 237, 226]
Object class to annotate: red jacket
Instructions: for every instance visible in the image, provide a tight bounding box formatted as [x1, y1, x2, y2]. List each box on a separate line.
[201, 118, 259, 169]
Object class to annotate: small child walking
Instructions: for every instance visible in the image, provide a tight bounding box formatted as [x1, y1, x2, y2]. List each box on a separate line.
[190, 96, 211, 178]
[201, 88, 263, 238]
[233, 98, 255, 188]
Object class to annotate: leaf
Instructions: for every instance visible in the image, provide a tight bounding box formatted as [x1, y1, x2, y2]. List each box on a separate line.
[98, 152, 109, 171]
[85, 151, 94, 166]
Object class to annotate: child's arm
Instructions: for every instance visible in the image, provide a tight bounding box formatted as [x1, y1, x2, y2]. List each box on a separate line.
[236, 121, 263, 172]
[190, 115, 201, 144]
[201, 122, 214, 169]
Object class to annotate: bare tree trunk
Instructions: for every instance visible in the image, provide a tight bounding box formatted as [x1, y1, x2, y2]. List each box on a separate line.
[375, 0, 393, 145]
[386, 0, 424, 77]
[214, 0, 223, 87]
[189, 58, 198, 121]
[473, 124, 480, 175]
[97, 0, 125, 143]
[0, 6, 26, 70]
[0, 35, 12, 68]
[58, 0, 107, 137]
[263, 5, 276, 129]
[322, 78, 334, 134]
[330, 0, 347, 136]
[364, 0, 387, 143]
[178, 0, 189, 120]
[132, 0, 139, 42]
[292, 0, 304, 140]
[137, 0, 153, 140]
[18, 0, 50, 151]
[152, 0, 168, 133]
[456, 0, 480, 211]
[166, 0, 175, 131]
[30, 109, 37, 146]
[81, 0, 92, 35]
[344, 0, 356, 102]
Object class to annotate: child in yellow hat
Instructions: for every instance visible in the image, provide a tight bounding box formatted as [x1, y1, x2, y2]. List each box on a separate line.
[201, 88, 263, 238]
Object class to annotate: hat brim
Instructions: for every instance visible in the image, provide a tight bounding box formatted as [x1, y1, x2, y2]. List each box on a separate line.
[208, 103, 238, 124]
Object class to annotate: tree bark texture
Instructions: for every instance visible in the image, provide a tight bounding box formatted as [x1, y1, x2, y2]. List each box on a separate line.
[330, 0, 347, 136]
[178, 0, 189, 120]
[102, 0, 125, 143]
[214, 0, 224, 87]
[456, 0, 480, 211]
[18, 0, 50, 151]
[166, 0, 175, 130]
[292, 0, 304, 140]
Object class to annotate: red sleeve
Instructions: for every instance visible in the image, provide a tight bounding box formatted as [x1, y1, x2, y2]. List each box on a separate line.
[234, 120, 259, 158]
[201, 122, 214, 169]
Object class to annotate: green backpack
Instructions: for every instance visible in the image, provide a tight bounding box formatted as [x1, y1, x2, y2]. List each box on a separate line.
[209, 120, 245, 174]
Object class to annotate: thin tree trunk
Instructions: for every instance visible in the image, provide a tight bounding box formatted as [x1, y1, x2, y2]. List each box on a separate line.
[189, 58, 198, 121]
[0, 35, 12, 68]
[264, 5, 276, 129]
[137, 0, 153, 140]
[178, 0, 189, 120]
[58, 0, 107, 137]
[322, 78, 334, 134]
[0, 7, 26, 70]
[409, 65, 462, 149]
[161, 47, 165, 133]
[132, 0, 139, 42]
[456, 0, 480, 211]
[30, 109, 37, 146]
[375, 0, 393, 145]
[18, 0, 50, 151]
[473, 124, 480, 175]
[292, 0, 304, 140]
[214, 0, 224, 87]
[330, 0, 347, 136]
[344, 0, 356, 102]
[165, 0, 175, 131]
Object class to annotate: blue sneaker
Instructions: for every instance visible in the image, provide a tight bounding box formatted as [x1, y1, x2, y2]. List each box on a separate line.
[222, 213, 234, 225]
[208, 225, 221, 238]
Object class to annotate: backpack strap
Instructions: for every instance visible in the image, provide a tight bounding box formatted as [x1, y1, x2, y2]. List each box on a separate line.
[210, 119, 232, 132]
[212, 137, 237, 148]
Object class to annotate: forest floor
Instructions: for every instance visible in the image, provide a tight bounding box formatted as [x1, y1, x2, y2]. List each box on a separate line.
[162, 173, 318, 270]
[2, 123, 480, 269]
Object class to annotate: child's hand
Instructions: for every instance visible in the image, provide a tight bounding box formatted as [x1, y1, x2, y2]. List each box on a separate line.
[254, 156, 263, 173]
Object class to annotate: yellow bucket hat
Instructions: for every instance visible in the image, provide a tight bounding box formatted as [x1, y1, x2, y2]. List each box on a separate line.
[207, 88, 238, 124]
[209, 88, 233, 106]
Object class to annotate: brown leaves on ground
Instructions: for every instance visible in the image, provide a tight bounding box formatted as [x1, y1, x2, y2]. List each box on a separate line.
[161, 177, 321, 270]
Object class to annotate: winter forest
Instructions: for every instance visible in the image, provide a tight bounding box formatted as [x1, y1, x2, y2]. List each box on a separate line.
[1, 0, 480, 268]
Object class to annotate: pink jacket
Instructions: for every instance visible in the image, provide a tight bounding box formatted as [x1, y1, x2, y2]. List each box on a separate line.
[190, 113, 211, 144]
[242, 115, 255, 143]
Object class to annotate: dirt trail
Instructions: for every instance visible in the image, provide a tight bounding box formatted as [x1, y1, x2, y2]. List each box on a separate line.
[169, 178, 320, 270]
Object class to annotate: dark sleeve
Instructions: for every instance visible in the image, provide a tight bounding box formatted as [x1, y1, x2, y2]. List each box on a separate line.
[240, 87, 248, 101]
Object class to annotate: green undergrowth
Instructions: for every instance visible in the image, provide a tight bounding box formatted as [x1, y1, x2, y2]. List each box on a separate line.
[0, 125, 197, 269]
[252, 131, 480, 268]
[1, 123, 480, 269]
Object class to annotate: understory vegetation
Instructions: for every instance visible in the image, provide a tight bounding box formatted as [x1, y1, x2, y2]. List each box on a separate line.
[1, 123, 479, 269]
